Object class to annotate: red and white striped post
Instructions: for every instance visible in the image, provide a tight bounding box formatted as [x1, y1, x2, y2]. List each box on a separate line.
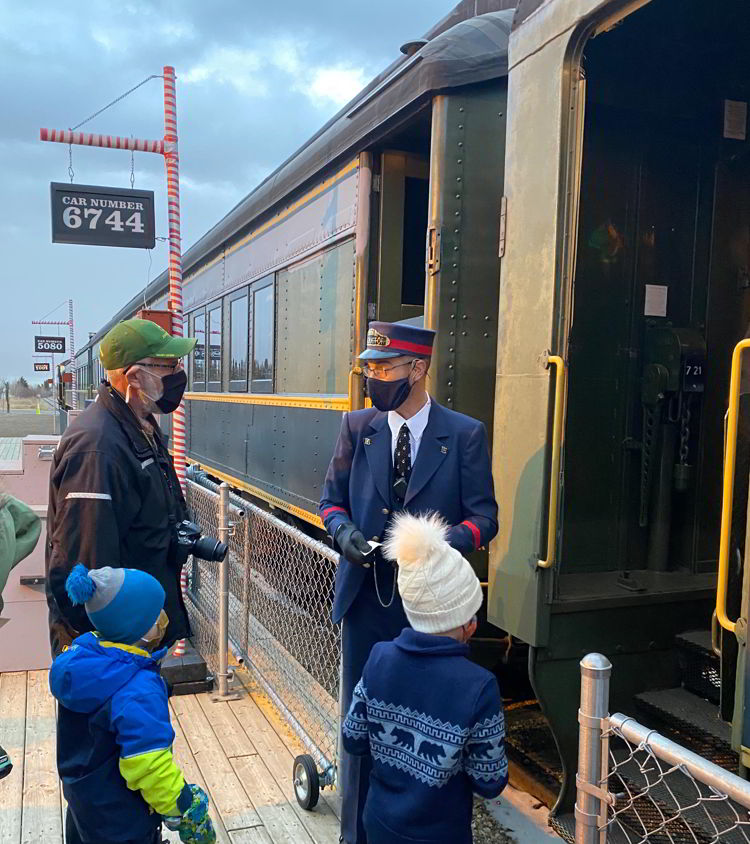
[41, 66, 190, 655]
[39, 67, 186, 489]
[68, 299, 77, 409]
[162, 67, 189, 656]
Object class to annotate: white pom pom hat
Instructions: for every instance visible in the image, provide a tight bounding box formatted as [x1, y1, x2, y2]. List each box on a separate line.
[383, 511, 483, 634]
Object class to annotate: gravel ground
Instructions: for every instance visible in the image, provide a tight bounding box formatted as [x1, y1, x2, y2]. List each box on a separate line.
[473, 798, 518, 843]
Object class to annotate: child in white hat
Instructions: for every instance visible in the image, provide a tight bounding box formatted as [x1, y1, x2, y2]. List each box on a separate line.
[342, 512, 507, 844]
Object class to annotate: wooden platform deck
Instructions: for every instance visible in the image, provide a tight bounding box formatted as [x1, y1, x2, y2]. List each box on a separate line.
[0, 669, 341, 844]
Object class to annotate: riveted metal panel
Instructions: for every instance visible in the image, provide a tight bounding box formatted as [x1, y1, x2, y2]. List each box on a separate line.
[425, 83, 507, 440]
[186, 398, 342, 516]
[276, 238, 356, 395]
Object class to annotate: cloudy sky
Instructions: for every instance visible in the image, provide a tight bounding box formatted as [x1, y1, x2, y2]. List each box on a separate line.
[1, 0, 457, 381]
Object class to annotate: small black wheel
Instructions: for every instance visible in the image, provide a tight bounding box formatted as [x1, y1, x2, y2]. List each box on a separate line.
[293, 754, 320, 810]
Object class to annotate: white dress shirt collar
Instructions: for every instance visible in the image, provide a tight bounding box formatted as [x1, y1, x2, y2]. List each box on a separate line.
[388, 396, 432, 463]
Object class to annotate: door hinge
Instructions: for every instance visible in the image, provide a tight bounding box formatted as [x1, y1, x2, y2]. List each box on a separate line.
[499, 196, 507, 258]
[427, 226, 441, 275]
[372, 174, 381, 193]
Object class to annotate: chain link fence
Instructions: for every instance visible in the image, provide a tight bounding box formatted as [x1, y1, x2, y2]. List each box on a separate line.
[575, 654, 750, 843]
[184, 470, 341, 787]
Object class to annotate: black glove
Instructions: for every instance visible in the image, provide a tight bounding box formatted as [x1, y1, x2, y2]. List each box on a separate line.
[335, 521, 374, 567]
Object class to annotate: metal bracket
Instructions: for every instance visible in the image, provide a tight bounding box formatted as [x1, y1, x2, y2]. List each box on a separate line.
[38, 445, 56, 461]
[498, 196, 507, 258]
[576, 774, 617, 807]
[578, 709, 608, 730]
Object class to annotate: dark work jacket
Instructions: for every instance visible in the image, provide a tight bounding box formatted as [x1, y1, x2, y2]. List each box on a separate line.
[46, 383, 190, 656]
[319, 401, 498, 623]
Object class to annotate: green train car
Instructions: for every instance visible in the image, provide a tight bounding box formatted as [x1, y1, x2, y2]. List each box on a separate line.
[75, 0, 750, 818]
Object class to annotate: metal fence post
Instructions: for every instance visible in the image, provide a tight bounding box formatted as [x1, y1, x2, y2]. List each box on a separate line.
[215, 482, 233, 699]
[576, 653, 612, 844]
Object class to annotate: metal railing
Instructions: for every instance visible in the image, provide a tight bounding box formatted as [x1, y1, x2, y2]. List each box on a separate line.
[184, 468, 341, 787]
[576, 654, 750, 843]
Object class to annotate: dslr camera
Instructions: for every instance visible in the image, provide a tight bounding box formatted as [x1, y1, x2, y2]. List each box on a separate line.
[173, 519, 228, 567]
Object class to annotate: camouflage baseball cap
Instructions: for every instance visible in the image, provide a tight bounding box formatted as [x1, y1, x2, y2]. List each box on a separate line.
[99, 318, 196, 370]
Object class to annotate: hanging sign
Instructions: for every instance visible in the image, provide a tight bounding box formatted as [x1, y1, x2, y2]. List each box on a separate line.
[33, 362, 51, 372]
[35, 335, 65, 353]
[50, 183, 155, 249]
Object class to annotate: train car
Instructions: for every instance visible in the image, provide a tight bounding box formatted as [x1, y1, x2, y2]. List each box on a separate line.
[490, 0, 750, 824]
[74, 0, 750, 822]
[76, 0, 514, 568]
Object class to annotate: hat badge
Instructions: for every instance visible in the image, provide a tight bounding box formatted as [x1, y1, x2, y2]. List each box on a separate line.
[367, 328, 390, 348]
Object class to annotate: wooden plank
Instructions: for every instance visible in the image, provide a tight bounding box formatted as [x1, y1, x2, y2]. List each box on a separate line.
[232, 755, 314, 844]
[21, 670, 62, 844]
[229, 692, 340, 844]
[170, 701, 232, 844]
[230, 828, 274, 844]
[170, 695, 262, 832]
[0, 672, 28, 844]
[196, 695, 257, 758]
[250, 689, 342, 826]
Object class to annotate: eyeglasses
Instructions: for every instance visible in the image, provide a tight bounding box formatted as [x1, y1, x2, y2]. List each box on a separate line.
[132, 362, 180, 374]
[363, 359, 416, 378]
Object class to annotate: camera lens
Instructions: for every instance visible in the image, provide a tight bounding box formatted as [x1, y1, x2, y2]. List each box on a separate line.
[192, 536, 229, 562]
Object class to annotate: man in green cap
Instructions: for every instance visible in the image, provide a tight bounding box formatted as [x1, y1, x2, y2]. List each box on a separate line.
[45, 318, 196, 656]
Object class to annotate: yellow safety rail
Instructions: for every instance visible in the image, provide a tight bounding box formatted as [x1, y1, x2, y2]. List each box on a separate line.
[717, 339, 750, 634]
[538, 353, 567, 569]
[348, 366, 364, 412]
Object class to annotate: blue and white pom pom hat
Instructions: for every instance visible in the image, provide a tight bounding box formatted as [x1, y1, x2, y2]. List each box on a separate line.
[65, 564, 165, 645]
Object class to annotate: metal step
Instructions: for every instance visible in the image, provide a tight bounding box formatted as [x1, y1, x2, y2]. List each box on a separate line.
[676, 629, 720, 704]
[634, 687, 736, 769]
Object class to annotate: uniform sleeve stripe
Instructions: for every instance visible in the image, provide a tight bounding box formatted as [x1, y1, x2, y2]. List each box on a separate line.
[461, 520, 481, 549]
[65, 492, 113, 501]
[322, 506, 348, 519]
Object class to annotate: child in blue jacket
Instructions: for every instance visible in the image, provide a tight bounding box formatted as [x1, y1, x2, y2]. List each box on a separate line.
[342, 512, 508, 844]
[49, 564, 216, 844]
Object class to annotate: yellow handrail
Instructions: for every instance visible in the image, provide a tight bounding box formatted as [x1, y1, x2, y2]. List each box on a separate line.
[348, 366, 364, 412]
[538, 353, 567, 569]
[717, 339, 750, 634]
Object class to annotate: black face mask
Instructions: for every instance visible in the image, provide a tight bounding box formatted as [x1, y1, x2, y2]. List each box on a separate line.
[365, 374, 413, 412]
[155, 370, 187, 414]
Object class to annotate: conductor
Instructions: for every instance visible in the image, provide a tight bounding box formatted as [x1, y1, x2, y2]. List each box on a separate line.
[319, 320, 498, 844]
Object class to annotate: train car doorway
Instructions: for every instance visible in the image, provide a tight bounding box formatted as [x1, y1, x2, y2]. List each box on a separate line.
[561, 0, 750, 601]
[376, 150, 430, 323]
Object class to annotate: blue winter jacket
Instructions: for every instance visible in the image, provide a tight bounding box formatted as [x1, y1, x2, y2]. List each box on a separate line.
[342, 628, 508, 844]
[49, 632, 192, 842]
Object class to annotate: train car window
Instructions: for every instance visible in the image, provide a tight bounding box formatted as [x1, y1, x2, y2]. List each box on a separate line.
[207, 304, 222, 391]
[251, 282, 273, 393]
[229, 289, 249, 392]
[193, 311, 206, 391]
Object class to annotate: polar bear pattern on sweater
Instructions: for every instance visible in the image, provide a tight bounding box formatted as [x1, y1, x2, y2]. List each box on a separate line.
[343, 679, 506, 789]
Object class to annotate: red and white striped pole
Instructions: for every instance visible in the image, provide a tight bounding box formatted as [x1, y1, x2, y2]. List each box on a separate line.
[162, 66, 186, 493]
[68, 299, 77, 410]
[40, 70, 190, 654]
[163, 67, 189, 657]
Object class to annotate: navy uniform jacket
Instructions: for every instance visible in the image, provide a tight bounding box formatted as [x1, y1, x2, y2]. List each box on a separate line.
[320, 401, 498, 623]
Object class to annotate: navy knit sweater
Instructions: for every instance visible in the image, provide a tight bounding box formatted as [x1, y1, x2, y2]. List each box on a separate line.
[342, 628, 508, 844]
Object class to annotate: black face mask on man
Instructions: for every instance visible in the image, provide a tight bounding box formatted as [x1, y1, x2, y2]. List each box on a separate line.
[365, 361, 416, 412]
[127, 367, 187, 414]
[154, 370, 187, 413]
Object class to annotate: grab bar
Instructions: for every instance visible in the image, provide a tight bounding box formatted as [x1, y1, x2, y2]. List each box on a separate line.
[538, 352, 567, 569]
[716, 339, 750, 634]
